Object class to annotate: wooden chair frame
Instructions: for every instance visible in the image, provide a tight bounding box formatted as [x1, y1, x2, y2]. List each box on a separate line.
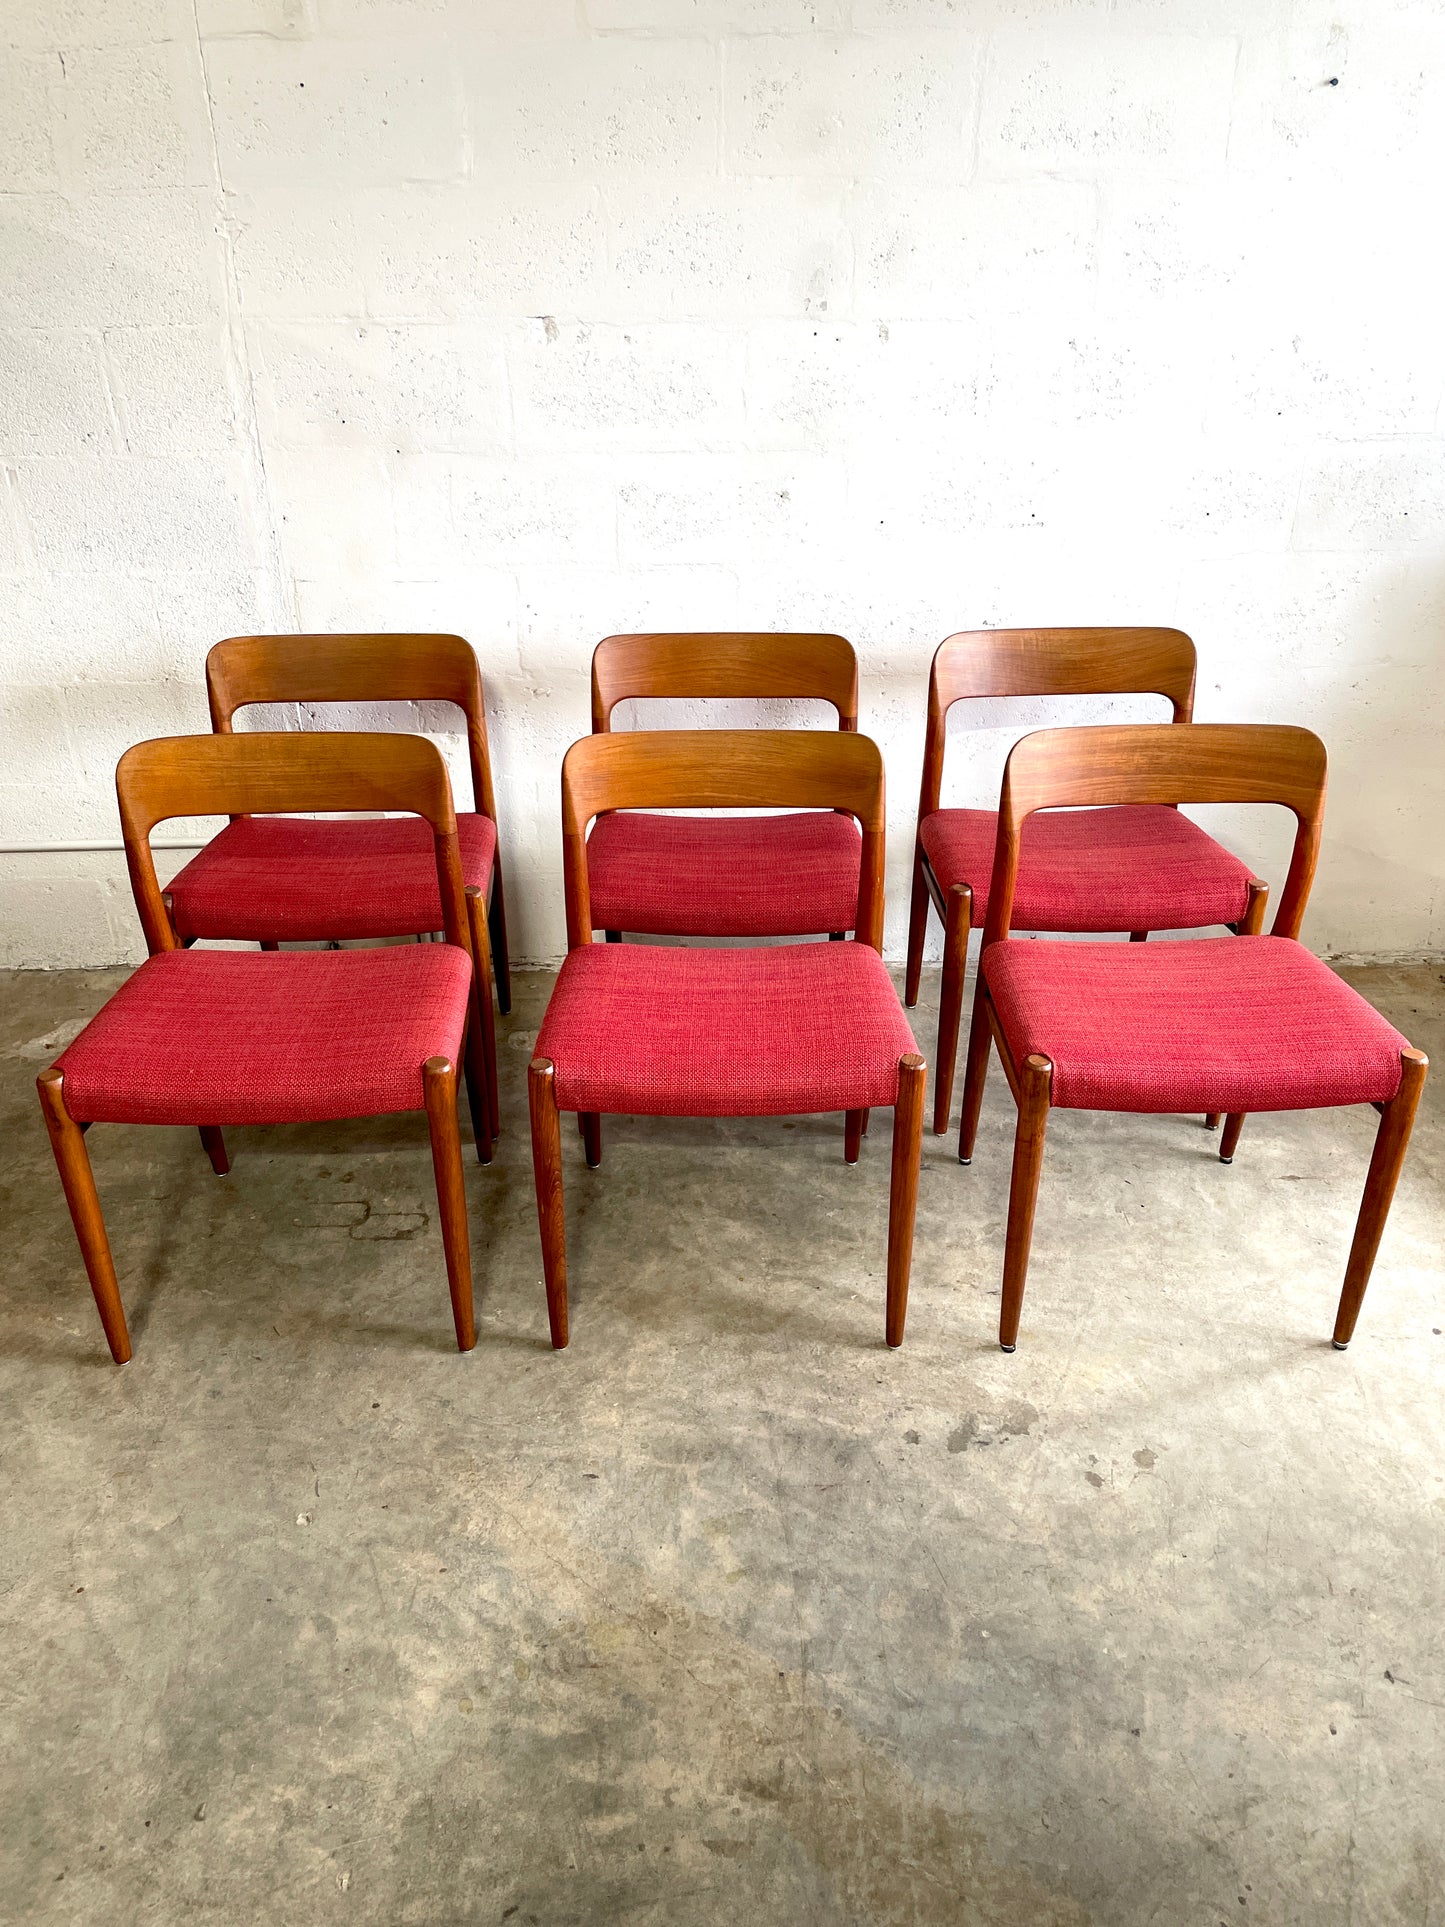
[38, 731, 488, 1363]
[591, 632, 858, 734]
[905, 627, 1208, 1135]
[528, 729, 926, 1349]
[203, 631, 511, 1018]
[965, 722, 1426, 1352]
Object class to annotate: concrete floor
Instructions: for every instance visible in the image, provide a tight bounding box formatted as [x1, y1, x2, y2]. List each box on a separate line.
[1, 958, 1442, 1926]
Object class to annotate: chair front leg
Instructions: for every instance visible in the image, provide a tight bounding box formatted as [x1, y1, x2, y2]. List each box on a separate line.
[198, 1126, 230, 1175]
[487, 853, 512, 1016]
[904, 844, 931, 1007]
[886, 1054, 927, 1347]
[423, 1056, 477, 1353]
[465, 885, 501, 1145]
[957, 974, 995, 1165]
[999, 1054, 1053, 1353]
[1332, 1048, 1428, 1349]
[933, 882, 973, 1134]
[36, 1070, 131, 1364]
[529, 1057, 569, 1349]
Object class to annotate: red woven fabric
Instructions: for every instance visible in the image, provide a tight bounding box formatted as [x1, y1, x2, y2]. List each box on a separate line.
[536, 941, 917, 1116]
[920, 804, 1252, 932]
[586, 810, 862, 936]
[57, 946, 472, 1127]
[984, 936, 1408, 1114]
[167, 812, 497, 942]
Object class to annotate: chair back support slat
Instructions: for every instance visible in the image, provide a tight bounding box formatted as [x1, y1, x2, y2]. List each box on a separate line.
[116, 732, 467, 958]
[917, 627, 1197, 823]
[591, 633, 858, 732]
[206, 633, 497, 821]
[985, 723, 1327, 947]
[560, 729, 886, 951]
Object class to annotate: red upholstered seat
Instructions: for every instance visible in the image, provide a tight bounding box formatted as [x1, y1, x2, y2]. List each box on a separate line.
[536, 941, 917, 1116]
[920, 804, 1252, 932]
[166, 812, 498, 943]
[984, 935, 1408, 1114]
[58, 946, 473, 1127]
[586, 809, 862, 936]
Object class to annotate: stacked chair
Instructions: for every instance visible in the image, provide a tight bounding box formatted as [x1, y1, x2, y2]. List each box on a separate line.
[33, 625, 1429, 1365]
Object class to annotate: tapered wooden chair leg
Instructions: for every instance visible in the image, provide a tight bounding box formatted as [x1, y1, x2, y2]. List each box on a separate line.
[487, 857, 512, 1015]
[260, 939, 279, 951]
[198, 1126, 230, 1175]
[844, 1109, 864, 1163]
[605, 930, 622, 944]
[1129, 930, 1148, 943]
[932, 883, 972, 1134]
[1332, 1048, 1428, 1349]
[1210, 881, 1268, 1138]
[886, 1055, 927, 1347]
[1218, 1112, 1246, 1162]
[529, 1057, 569, 1349]
[999, 1054, 1053, 1353]
[582, 1113, 602, 1168]
[465, 885, 502, 1142]
[36, 1070, 131, 1364]
[1205, 1113, 1221, 1130]
[904, 848, 930, 1007]
[957, 979, 994, 1165]
[423, 1056, 476, 1353]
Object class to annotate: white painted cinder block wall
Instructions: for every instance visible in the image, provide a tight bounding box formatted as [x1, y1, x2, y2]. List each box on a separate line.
[2, 0, 1442, 969]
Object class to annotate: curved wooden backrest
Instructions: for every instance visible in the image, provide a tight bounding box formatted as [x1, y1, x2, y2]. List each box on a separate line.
[986, 723, 1327, 946]
[560, 729, 886, 950]
[917, 627, 1197, 823]
[116, 732, 467, 958]
[591, 633, 859, 732]
[206, 633, 496, 820]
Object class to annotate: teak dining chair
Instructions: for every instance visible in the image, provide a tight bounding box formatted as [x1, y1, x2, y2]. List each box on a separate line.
[905, 628, 1262, 1135]
[528, 729, 926, 1349]
[586, 632, 863, 941]
[966, 722, 1426, 1352]
[163, 632, 509, 1138]
[37, 732, 488, 1363]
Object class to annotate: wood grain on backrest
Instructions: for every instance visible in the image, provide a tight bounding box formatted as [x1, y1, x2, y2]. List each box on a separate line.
[116, 732, 467, 958]
[559, 729, 886, 951]
[206, 633, 496, 820]
[591, 633, 858, 732]
[987, 723, 1327, 946]
[917, 627, 1197, 823]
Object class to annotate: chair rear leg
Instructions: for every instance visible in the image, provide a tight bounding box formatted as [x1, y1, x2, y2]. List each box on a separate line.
[36, 1070, 131, 1364]
[844, 1110, 864, 1163]
[1332, 1048, 1428, 1349]
[582, 1114, 602, 1168]
[904, 845, 930, 1008]
[1210, 883, 1268, 1134]
[260, 940, 279, 951]
[422, 1058, 476, 1352]
[487, 857, 512, 1015]
[1205, 1113, 1221, 1131]
[465, 886, 502, 1142]
[198, 1126, 230, 1175]
[1218, 1113, 1246, 1163]
[529, 1057, 569, 1349]
[957, 978, 994, 1165]
[605, 930, 622, 944]
[1129, 930, 1148, 943]
[999, 1055, 1053, 1353]
[932, 883, 972, 1134]
[886, 1055, 927, 1347]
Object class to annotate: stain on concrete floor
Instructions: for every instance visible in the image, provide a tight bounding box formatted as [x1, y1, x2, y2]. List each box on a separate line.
[1, 962, 1442, 1924]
